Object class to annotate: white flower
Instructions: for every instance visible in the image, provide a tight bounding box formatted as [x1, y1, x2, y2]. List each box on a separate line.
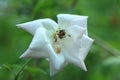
[16, 14, 94, 76]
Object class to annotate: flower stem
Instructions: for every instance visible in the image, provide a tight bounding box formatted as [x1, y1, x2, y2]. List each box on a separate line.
[14, 59, 31, 80]
[90, 33, 120, 56]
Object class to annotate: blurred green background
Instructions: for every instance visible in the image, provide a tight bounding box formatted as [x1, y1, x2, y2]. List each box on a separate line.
[0, 0, 120, 80]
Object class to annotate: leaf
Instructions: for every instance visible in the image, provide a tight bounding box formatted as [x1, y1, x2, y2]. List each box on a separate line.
[25, 66, 47, 75]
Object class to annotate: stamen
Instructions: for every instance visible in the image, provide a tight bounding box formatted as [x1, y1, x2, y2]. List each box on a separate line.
[57, 29, 66, 39]
[53, 29, 66, 54]
[53, 29, 71, 54]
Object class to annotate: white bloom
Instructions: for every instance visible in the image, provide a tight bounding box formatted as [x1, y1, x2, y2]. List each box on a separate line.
[16, 14, 94, 76]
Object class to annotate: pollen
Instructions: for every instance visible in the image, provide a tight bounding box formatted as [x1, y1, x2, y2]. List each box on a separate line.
[53, 29, 66, 54]
[57, 29, 66, 39]
[54, 29, 66, 42]
[53, 42, 61, 54]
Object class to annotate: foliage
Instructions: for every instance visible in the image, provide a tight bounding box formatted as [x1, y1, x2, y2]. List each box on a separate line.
[0, 0, 120, 80]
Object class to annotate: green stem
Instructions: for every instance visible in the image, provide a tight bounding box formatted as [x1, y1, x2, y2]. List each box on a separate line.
[14, 59, 31, 80]
[90, 33, 120, 56]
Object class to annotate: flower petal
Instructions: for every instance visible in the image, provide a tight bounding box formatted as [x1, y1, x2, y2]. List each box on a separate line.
[16, 18, 58, 35]
[62, 47, 87, 71]
[57, 14, 88, 29]
[61, 36, 87, 71]
[46, 44, 65, 70]
[16, 19, 42, 35]
[61, 36, 80, 58]
[66, 25, 86, 41]
[49, 59, 67, 76]
[20, 48, 48, 58]
[20, 27, 49, 58]
[42, 19, 58, 31]
[79, 35, 94, 60]
[49, 61, 58, 76]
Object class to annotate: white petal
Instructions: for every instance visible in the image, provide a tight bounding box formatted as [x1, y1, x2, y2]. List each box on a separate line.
[49, 61, 58, 76]
[16, 19, 42, 35]
[61, 36, 87, 71]
[61, 37, 80, 58]
[16, 18, 58, 35]
[20, 48, 48, 58]
[71, 16, 88, 28]
[46, 44, 65, 70]
[72, 16, 88, 35]
[66, 25, 86, 41]
[57, 14, 88, 29]
[49, 59, 67, 76]
[20, 27, 49, 58]
[62, 48, 87, 71]
[79, 35, 94, 60]
[42, 19, 58, 31]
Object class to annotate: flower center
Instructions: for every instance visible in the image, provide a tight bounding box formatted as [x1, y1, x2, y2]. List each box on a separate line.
[54, 29, 66, 42]
[53, 29, 66, 54]
[57, 29, 66, 39]
[53, 29, 71, 54]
